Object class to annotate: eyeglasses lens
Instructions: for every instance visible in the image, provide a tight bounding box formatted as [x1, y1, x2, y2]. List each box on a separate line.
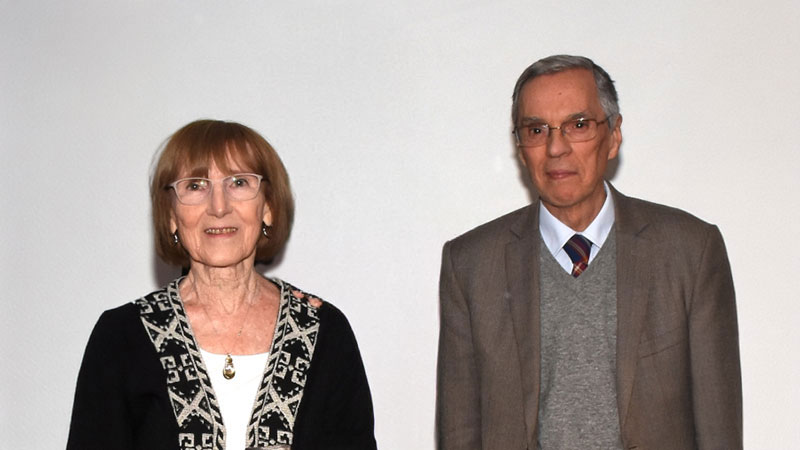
[173, 174, 261, 205]
[517, 119, 599, 147]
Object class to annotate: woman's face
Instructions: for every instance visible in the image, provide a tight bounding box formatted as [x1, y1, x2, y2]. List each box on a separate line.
[169, 159, 271, 270]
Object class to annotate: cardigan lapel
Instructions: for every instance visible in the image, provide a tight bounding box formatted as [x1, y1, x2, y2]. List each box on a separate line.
[610, 187, 652, 430]
[504, 204, 541, 447]
[135, 278, 321, 450]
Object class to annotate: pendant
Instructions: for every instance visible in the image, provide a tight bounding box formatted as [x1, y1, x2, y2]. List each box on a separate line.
[223, 354, 236, 379]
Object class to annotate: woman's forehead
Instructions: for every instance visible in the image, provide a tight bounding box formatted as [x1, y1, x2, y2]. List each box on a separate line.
[181, 149, 254, 176]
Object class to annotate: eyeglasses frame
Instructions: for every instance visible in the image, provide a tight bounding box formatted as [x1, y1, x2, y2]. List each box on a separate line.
[513, 115, 613, 147]
[166, 173, 264, 205]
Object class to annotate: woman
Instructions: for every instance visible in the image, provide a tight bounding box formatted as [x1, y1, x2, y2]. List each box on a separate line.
[67, 120, 377, 450]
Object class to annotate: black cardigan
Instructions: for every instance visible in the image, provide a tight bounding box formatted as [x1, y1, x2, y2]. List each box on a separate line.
[67, 284, 377, 450]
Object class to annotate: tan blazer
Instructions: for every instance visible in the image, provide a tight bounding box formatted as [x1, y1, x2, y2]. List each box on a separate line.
[436, 186, 742, 450]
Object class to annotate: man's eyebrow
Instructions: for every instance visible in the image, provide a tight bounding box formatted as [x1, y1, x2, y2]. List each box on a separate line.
[566, 111, 592, 120]
[519, 111, 594, 125]
[519, 116, 546, 125]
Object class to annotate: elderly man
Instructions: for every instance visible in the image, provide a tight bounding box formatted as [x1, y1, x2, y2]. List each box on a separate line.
[436, 55, 742, 450]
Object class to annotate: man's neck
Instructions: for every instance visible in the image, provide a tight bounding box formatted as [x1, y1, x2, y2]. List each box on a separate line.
[542, 190, 607, 232]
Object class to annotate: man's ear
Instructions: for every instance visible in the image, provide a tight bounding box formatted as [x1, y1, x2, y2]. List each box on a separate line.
[608, 114, 623, 160]
[517, 146, 529, 168]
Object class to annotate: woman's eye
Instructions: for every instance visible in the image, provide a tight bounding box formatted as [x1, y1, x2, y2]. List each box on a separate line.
[231, 178, 249, 188]
[188, 181, 204, 190]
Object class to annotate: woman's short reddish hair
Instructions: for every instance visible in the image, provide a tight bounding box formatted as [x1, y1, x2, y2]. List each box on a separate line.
[151, 119, 294, 267]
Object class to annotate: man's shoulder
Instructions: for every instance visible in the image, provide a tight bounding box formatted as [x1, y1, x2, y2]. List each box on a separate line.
[615, 191, 719, 237]
[446, 204, 534, 253]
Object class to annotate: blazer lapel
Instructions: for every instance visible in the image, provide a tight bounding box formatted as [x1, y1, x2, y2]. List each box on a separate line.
[502, 187, 653, 442]
[611, 186, 653, 430]
[504, 204, 541, 447]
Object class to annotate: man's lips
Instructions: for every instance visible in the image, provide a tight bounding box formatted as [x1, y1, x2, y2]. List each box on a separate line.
[204, 227, 238, 235]
[546, 170, 576, 180]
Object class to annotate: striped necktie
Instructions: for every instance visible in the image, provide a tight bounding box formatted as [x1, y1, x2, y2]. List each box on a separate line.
[564, 234, 592, 277]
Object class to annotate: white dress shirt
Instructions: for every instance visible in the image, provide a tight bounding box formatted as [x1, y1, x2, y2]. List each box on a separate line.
[538, 182, 616, 274]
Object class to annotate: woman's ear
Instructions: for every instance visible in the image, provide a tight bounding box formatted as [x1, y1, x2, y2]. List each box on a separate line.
[262, 202, 273, 227]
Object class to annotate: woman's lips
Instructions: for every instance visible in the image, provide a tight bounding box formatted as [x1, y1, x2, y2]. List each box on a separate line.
[204, 227, 238, 235]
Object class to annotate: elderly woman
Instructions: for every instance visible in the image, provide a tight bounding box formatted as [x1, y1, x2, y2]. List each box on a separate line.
[67, 120, 377, 450]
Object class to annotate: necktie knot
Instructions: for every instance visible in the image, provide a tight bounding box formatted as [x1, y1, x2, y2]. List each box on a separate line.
[564, 234, 592, 277]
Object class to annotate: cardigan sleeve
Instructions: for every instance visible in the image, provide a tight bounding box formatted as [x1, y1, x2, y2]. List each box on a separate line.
[67, 308, 135, 450]
[291, 302, 377, 450]
[66, 304, 176, 450]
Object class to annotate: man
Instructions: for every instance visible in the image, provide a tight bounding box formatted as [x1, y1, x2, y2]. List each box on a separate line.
[436, 55, 742, 449]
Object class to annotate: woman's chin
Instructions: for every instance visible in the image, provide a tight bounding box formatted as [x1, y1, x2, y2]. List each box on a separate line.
[190, 255, 254, 271]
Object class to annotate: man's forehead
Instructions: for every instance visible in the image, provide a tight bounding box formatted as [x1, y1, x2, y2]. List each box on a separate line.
[525, 67, 594, 87]
[518, 69, 601, 117]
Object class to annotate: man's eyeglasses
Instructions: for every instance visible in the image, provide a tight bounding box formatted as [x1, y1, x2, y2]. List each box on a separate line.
[514, 116, 612, 147]
[167, 173, 263, 205]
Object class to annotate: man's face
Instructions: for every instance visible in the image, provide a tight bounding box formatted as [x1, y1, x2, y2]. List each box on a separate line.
[517, 68, 622, 229]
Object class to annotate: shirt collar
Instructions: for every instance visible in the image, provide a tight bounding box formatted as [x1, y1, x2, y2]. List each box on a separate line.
[539, 182, 616, 256]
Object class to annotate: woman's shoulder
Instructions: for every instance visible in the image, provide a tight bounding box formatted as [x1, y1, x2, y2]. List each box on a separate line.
[270, 278, 352, 328]
[94, 302, 143, 329]
[90, 279, 183, 334]
[84, 299, 159, 358]
[133, 278, 182, 308]
[272, 278, 323, 307]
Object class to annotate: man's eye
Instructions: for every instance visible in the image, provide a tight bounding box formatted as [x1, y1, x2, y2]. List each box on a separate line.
[529, 125, 546, 135]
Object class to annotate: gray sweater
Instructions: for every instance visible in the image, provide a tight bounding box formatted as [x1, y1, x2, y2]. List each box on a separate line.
[537, 231, 622, 449]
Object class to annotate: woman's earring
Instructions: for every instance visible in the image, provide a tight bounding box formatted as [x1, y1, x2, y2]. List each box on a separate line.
[172, 231, 180, 246]
[262, 222, 271, 239]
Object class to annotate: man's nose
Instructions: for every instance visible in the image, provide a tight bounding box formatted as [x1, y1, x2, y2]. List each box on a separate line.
[546, 128, 571, 157]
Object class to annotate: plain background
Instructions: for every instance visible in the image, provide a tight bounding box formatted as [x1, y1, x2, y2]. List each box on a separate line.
[2, 1, 799, 448]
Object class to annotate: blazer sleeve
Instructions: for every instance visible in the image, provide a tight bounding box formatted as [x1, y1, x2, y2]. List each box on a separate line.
[292, 303, 377, 450]
[688, 225, 743, 449]
[436, 241, 482, 450]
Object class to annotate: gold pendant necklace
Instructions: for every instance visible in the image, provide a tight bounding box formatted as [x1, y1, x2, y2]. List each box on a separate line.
[193, 281, 258, 380]
[223, 354, 236, 379]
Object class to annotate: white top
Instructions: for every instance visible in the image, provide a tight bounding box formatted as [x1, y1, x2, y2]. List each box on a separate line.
[200, 349, 270, 450]
[538, 182, 616, 274]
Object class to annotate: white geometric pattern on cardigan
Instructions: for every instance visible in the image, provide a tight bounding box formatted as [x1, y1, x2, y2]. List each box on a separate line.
[135, 277, 320, 450]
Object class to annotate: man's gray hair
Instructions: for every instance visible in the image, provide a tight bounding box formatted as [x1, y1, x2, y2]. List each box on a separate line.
[511, 55, 619, 128]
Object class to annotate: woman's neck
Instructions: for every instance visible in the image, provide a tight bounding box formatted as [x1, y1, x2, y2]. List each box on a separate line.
[184, 266, 264, 314]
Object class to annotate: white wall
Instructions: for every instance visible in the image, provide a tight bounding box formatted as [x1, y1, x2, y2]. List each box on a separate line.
[2, 1, 798, 448]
